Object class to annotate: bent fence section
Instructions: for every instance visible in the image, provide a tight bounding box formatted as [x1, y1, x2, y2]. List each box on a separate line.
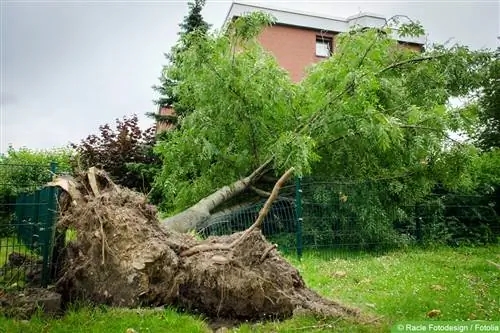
[0, 162, 60, 290]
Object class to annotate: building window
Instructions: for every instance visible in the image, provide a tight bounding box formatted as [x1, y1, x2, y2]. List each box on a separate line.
[315, 37, 332, 57]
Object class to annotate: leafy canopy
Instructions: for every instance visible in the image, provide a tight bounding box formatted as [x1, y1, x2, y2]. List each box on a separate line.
[154, 13, 494, 213]
[475, 48, 500, 150]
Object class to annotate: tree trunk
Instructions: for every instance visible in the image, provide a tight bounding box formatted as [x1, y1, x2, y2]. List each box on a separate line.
[51, 168, 360, 322]
[161, 158, 272, 233]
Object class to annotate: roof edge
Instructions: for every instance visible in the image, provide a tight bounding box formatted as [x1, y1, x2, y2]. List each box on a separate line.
[224, 1, 425, 45]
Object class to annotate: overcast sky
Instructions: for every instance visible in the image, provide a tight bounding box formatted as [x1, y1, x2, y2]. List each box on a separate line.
[0, 0, 498, 153]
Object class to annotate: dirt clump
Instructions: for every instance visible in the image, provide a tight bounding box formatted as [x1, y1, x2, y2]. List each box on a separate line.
[52, 168, 359, 321]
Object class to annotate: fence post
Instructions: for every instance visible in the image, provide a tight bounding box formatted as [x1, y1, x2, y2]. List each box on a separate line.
[295, 176, 303, 259]
[41, 162, 58, 287]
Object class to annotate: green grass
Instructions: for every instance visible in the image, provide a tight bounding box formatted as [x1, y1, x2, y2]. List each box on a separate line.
[294, 246, 500, 319]
[1, 246, 499, 332]
[64, 228, 77, 244]
[0, 306, 209, 333]
[0, 237, 31, 267]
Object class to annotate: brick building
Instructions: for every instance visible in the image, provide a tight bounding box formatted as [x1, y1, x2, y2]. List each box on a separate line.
[156, 2, 424, 131]
[225, 2, 424, 82]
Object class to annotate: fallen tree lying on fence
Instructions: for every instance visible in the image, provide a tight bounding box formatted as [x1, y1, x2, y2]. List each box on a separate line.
[49, 167, 359, 321]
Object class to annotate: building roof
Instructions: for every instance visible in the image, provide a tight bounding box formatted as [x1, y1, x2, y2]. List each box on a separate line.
[224, 2, 425, 45]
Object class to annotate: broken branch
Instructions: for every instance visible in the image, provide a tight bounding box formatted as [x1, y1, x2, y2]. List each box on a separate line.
[180, 167, 294, 257]
[231, 167, 294, 248]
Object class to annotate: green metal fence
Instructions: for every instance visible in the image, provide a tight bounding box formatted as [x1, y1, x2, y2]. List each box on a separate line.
[198, 177, 500, 259]
[0, 162, 60, 289]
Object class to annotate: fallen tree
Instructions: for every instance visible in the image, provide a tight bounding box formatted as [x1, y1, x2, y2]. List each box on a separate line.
[51, 167, 359, 320]
[154, 13, 493, 233]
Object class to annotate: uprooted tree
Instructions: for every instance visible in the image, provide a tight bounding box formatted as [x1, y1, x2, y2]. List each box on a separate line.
[48, 13, 496, 321]
[155, 13, 493, 233]
[51, 167, 359, 320]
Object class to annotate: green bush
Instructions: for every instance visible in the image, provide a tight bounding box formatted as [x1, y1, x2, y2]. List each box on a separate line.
[0, 146, 73, 194]
[300, 173, 499, 250]
[0, 146, 73, 237]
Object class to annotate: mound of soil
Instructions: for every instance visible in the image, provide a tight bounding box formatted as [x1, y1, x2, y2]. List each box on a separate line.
[53, 169, 359, 321]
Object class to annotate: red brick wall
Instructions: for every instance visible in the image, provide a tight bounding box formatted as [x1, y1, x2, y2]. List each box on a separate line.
[258, 24, 422, 82]
[258, 25, 334, 82]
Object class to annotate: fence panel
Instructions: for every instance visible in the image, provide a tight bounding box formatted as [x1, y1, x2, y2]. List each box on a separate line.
[197, 196, 298, 255]
[0, 162, 59, 290]
[197, 177, 500, 260]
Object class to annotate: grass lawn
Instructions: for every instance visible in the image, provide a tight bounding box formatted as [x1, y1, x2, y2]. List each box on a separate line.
[0, 245, 498, 332]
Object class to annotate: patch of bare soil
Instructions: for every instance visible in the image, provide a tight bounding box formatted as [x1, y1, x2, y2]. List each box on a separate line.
[52, 168, 360, 321]
[0, 288, 61, 319]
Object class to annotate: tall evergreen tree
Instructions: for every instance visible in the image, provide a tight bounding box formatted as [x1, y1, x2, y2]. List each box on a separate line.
[148, 0, 210, 126]
[178, 0, 210, 35]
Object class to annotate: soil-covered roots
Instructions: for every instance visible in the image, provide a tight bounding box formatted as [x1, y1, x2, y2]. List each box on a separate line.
[52, 168, 359, 320]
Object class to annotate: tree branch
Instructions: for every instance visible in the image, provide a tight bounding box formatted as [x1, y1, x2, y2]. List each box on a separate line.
[180, 167, 294, 257]
[378, 55, 444, 74]
[230, 167, 294, 248]
[250, 185, 272, 198]
[316, 132, 360, 150]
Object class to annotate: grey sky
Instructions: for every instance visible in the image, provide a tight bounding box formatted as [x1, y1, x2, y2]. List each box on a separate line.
[0, 0, 498, 153]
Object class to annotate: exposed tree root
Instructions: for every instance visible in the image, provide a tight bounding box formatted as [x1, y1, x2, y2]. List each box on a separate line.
[50, 168, 360, 321]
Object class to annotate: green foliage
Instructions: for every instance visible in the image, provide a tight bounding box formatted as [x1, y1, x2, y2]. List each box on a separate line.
[0, 146, 72, 196]
[272, 132, 319, 176]
[301, 180, 414, 250]
[475, 48, 500, 150]
[0, 146, 72, 237]
[405, 148, 500, 246]
[301, 146, 500, 249]
[178, 0, 210, 36]
[155, 13, 295, 211]
[473, 149, 500, 185]
[398, 21, 425, 38]
[225, 11, 275, 41]
[154, 12, 495, 215]
[413, 193, 498, 246]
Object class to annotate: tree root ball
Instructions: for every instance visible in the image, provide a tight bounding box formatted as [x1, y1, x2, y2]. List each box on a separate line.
[53, 171, 359, 321]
